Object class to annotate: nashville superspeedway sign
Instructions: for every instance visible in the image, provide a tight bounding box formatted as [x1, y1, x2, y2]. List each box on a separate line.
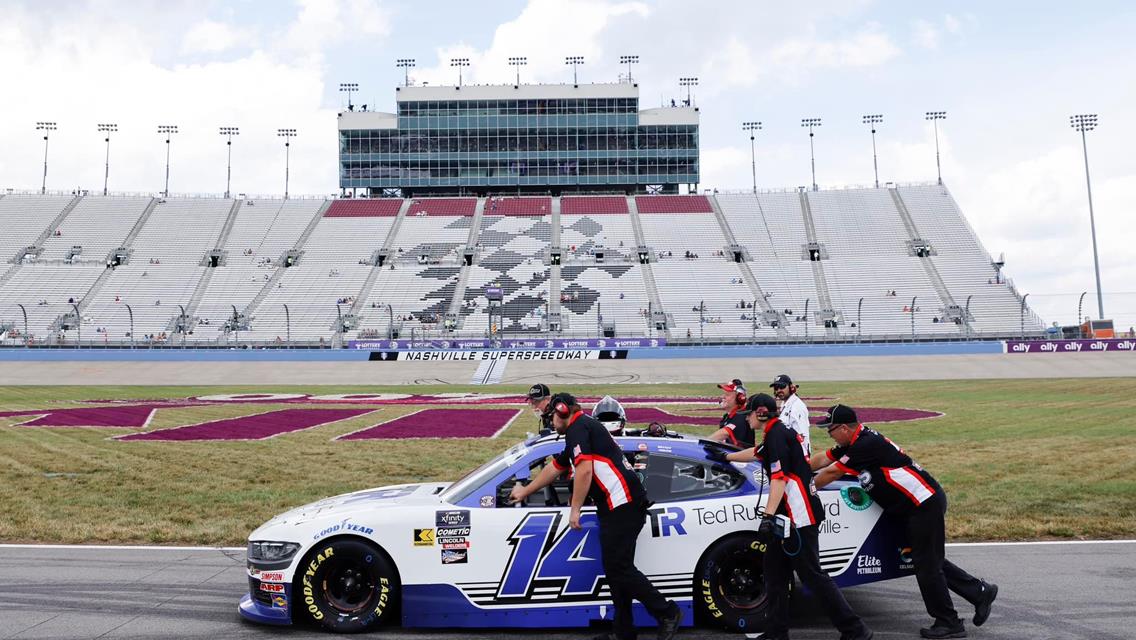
[375, 349, 619, 361]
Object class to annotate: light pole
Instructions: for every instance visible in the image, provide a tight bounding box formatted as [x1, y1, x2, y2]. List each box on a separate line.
[157, 124, 178, 197]
[339, 82, 358, 109]
[857, 296, 864, 341]
[862, 114, 883, 188]
[219, 126, 239, 198]
[910, 296, 918, 341]
[16, 304, 28, 343]
[508, 56, 527, 85]
[98, 123, 117, 196]
[125, 303, 134, 349]
[964, 294, 973, 340]
[278, 128, 297, 199]
[1020, 293, 1030, 339]
[565, 56, 584, 85]
[925, 111, 946, 185]
[620, 55, 639, 83]
[36, 121, 57, 194]
[1070, 114, 1105, 320]
[679, 77, 698, 106]
[283, 303, 291, 347]
[449, 59, 469, 87]
[803, 298, 811, 341]
[742, 121, 762, 193]
[396, 58, 415, 87]
[801, 118, 822, 191]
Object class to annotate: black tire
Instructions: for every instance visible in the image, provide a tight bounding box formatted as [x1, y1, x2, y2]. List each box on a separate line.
[695, 534, 776, 633]
[294, 538, 399, 633]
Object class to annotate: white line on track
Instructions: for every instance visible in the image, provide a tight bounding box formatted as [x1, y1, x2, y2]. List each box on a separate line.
[1, 540, 1134, 551]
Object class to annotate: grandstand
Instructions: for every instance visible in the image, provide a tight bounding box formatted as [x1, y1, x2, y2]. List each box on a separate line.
[0, 185, 1044, 346]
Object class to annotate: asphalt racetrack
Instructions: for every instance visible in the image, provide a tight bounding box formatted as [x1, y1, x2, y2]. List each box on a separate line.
[1, 541, 1132, 640]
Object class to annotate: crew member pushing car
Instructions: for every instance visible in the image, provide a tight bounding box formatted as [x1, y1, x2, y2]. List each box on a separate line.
[712, 394, 873, 640]
[811, 405, 997, 639]
[511, 392, 681, 640]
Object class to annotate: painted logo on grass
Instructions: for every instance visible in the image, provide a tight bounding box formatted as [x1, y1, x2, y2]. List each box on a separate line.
[0, 394, 940, 441]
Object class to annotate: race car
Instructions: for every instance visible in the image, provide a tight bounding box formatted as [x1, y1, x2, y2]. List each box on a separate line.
[239, 432, 913, 633]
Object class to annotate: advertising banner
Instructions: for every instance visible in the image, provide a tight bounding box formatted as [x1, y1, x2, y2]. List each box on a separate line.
[1004, 338, 1136, 353]
[349, 337, 665, 351]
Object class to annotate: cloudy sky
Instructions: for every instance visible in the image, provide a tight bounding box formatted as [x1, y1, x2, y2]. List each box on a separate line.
[1, 0, 1133, 327]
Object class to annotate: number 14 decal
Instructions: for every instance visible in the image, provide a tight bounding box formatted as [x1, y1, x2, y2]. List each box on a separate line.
[497, 512, 605, 599]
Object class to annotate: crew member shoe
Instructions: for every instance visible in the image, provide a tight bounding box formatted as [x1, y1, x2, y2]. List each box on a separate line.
[919, 622, 967, 639]
[656, 601, 682, 640]
[973, 582, 998, 626]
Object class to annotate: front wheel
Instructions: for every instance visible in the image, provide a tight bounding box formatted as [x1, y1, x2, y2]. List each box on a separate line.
[295, 539, 399, 633]
[695, 535, 776, 632]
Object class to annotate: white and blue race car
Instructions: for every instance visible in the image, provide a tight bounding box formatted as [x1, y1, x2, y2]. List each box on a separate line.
[239, 432, 913, 633]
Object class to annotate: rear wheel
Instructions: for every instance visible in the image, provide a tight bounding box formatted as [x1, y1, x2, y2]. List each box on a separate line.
[695, 535, 776, 632]
[295, 539, 399, 633]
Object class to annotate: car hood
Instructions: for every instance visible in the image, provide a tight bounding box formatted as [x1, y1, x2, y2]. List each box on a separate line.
[251, 482, 452, 537]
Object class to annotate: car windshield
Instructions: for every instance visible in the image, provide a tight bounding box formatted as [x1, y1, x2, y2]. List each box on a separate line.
[441, 441, 532, 504]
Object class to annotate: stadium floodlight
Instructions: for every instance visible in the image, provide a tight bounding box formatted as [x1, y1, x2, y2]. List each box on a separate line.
[35, 121, 57, 194]
[219, 126, 240, 198]
[742, 121, 762, 194]
[678, 77, 698, 106]
[862, 114, 884, 188]
[97, 123, 117, 196]
[925, 111, 947, 185]
[801, 118, 822, 191]
[395, 58, 416, 87]
[278, 128, 297, 199]
[1070, 113, 1104, 320]
[508, 56, 528, 85]
[157, 125, 178, 197]
[339, 83, 359, 109]
[620, 55, 639, 83]
[450, 58, 470, 87]
[565, 56, 584, 86]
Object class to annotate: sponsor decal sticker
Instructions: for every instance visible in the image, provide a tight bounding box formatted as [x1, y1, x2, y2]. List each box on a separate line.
[413, 528, 435, 546]
[260, 582, 285, 593]
[442, 548, 468, 564]
[442, 541, 471, 549]
[856, 554, 882, 575]
[257, 571, 286, 582]
[436, 510, 471, 527]
[479, 495, 495, 508]
[271, 595, 287, 608]
[437, 526, 470, 537]
[840, 486, 874, 511]
[313, 518, 374, 541]
[899, 547, 914, 570]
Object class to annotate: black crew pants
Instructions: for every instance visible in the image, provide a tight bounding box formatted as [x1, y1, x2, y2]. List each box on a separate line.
[598, 502, 674, 640]
[763, 524, 867, 638]
[905, 493, 986, 627]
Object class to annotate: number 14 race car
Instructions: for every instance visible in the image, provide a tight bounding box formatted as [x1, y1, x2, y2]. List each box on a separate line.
[239, 432, 913, 633]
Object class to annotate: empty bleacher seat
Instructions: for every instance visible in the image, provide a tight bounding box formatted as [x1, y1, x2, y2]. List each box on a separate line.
[634, 195, 714, 214]
[324, 199, 403, 217]
[561, 196, 628, 215]
[406, 198, 476, 217]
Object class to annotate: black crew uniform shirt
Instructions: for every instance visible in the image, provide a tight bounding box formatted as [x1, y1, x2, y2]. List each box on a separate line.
[759, 417, 824, 528]
[826, 424, 943, 515]
[719, 408, 755, 448]
[552, 411, 645, 515]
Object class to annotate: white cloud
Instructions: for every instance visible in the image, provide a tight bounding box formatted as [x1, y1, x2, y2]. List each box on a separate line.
[912, 19, 939, 49]
[181, 20, 256, 55]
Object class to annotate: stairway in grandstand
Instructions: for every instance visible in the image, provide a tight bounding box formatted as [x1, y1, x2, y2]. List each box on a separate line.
[0, 187, 1046, 345]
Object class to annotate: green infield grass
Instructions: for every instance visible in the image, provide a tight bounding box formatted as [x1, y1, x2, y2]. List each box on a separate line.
[0, 379, 1134, 545]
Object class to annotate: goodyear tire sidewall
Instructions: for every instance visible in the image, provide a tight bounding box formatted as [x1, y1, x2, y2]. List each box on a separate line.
[296, 539, 398, 632]
[697, 536, 773, 632]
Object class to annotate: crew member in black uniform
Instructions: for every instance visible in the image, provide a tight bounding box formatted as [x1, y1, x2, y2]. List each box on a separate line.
[812, 405, 997, 639]
[708, 379, 755, 447]
[527, 382, 554, 435]
[715, 394, 873, 640]
[511, 393, 681, 640]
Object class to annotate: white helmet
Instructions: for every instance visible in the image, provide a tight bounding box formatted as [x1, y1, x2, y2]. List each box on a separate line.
[592, 395, 627, 435]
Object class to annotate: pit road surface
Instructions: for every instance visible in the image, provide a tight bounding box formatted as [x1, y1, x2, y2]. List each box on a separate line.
[1, 541, 1132, 639]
